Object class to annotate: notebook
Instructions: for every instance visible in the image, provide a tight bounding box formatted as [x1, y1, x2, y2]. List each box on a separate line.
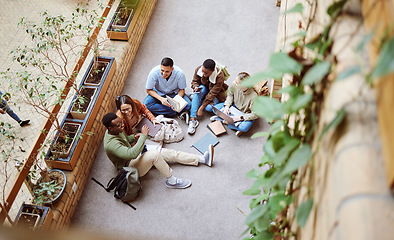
[134, 117, 162, 137]
[207, 120, 226, 136]
[191, 133, 219, 154]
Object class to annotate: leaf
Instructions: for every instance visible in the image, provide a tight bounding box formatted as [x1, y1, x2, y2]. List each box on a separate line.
[281, 144, 311, 177]
[302, 61, 331, 85]
[335, 66, 361, 81]
[246, 169, 261, 179]
[272, 137, 300, 166]
[319, 108, 345, 140]
[240, 71, 283, 88]
[253, 96, 284, 122]
[269, 52, 303, 75]
[288, 92, 313, 112]
[327, 0, 347, 18]
[282, 3, 303, 14]
[251, 131, 269, 139]
[295, 198, 314, 227]
[263, 139, 276, 158]
[371, 36, 394, 78]
[254, 230, 274, 240]
[245, 204, 268, 226]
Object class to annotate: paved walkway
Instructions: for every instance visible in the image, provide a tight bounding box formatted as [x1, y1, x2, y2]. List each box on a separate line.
[71, 1, 279, 239]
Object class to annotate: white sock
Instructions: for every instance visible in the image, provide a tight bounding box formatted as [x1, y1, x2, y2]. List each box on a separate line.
[167, 175, 177, 185]
[198, 155, 205, 164]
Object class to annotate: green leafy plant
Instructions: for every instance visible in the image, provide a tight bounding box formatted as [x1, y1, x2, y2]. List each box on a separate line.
[242, 0, 394, 239]
[33, 180, 62, 206]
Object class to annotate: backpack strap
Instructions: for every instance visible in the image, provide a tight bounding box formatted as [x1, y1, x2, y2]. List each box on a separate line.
[123, 202, 137, 210]
[91, 177, 109, 192]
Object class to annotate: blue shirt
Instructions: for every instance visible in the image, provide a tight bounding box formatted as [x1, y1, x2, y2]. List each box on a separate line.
[146, 65, 187, 96]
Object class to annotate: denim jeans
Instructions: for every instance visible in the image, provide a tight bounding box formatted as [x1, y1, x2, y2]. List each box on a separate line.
[190, 85, 219, 118]
[212, 102, 254, 133]
[143, 93, 191, 118]
[0, 99, 21, 123]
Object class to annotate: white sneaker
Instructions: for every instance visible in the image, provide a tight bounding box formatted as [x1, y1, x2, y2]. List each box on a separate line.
[210, 116, 221, 122]
[165, 178, 192, 189]
[235, 131, 243, 137]
[187, 120, 199, 135]
[178, 112, 189, 124]
[203, 144, 214, 167]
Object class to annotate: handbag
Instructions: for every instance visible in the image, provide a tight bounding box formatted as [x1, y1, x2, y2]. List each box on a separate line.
[152, 115, 184, 143]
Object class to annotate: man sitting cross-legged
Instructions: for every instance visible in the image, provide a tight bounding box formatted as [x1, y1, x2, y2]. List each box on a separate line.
[102, 112, 214, 189]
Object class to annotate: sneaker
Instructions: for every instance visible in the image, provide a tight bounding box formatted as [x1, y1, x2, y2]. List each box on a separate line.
[203, 144, 214, 167]
[235, 131, 243, 137]
[19, 120, 30, 127]
[165, 178, 192, 189]
[187, 119, 199, 135]
[178, 112, 189, 124]
[210, 116, 221, 122]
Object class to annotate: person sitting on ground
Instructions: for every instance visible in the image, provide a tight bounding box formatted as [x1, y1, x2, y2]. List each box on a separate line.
[102, 112, 214, 189]
[115, 95, 160, 136]
[0, 91, 30, 127]
[143, 57, 191, 122]
[188, 59, 228, 135]
[210, 72, 259, 137]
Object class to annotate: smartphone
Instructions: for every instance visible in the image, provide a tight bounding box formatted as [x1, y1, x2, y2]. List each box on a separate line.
[194, 86, 203, 93]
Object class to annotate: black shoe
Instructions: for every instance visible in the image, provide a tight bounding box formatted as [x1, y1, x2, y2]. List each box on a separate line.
[19, 120, 30, 127]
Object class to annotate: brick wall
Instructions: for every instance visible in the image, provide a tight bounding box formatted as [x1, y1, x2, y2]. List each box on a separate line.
[49, 0, 157, 229]
[277, 0, 394, 239]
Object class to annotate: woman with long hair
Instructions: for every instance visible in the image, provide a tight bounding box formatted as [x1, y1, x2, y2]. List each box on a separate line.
[115, 95, 160, 135]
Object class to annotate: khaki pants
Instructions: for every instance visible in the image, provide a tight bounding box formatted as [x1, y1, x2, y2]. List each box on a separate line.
[128, 148, 199, 178]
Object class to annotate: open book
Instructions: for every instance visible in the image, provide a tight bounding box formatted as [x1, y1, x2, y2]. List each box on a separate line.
[166, 95, 188, 112]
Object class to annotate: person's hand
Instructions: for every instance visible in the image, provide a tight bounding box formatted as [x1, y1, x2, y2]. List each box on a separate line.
[197, 105, 204, 117]
[223, 106, 230, 115]
[134, 133, 141, 139]
[0, 109, 4, 114]
[160, 97, 172, 108]
[152, 119, 161, 126]
[141, 125, 150, 135]
[232, 116, 243, 122]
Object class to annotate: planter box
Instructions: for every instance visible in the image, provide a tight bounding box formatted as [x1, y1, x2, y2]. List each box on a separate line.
[106, 0, 144, 40]
[70, 87, 97, 120]
[45, 57, 116, 170]
[50, 122, 82, 159]
[15, 204, 53, 230]
[83, 59, 110, 87]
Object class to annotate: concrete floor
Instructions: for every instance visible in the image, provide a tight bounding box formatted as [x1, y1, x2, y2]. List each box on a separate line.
[71, 1, 280, 239]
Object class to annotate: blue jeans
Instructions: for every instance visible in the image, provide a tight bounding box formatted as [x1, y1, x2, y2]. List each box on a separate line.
[212, 102, 254, 133]
[0, 99, 21, 123]
[143, 93, 191, 118]
[190, 85, 219, 118]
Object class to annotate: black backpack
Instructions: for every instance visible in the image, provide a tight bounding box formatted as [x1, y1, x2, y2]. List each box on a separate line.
[92, 167, 142, 210]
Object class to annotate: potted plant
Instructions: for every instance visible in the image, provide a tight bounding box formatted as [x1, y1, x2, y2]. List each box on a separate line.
[50, 121, 82, 159]
[106, 0, 144, 40]
[32, 169, 67, 206]
[70, 87, 97, 120]
[14, 204, 53, 230]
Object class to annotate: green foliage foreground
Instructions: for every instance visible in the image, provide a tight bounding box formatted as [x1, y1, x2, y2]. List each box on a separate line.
[241, 1, 394, 239]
